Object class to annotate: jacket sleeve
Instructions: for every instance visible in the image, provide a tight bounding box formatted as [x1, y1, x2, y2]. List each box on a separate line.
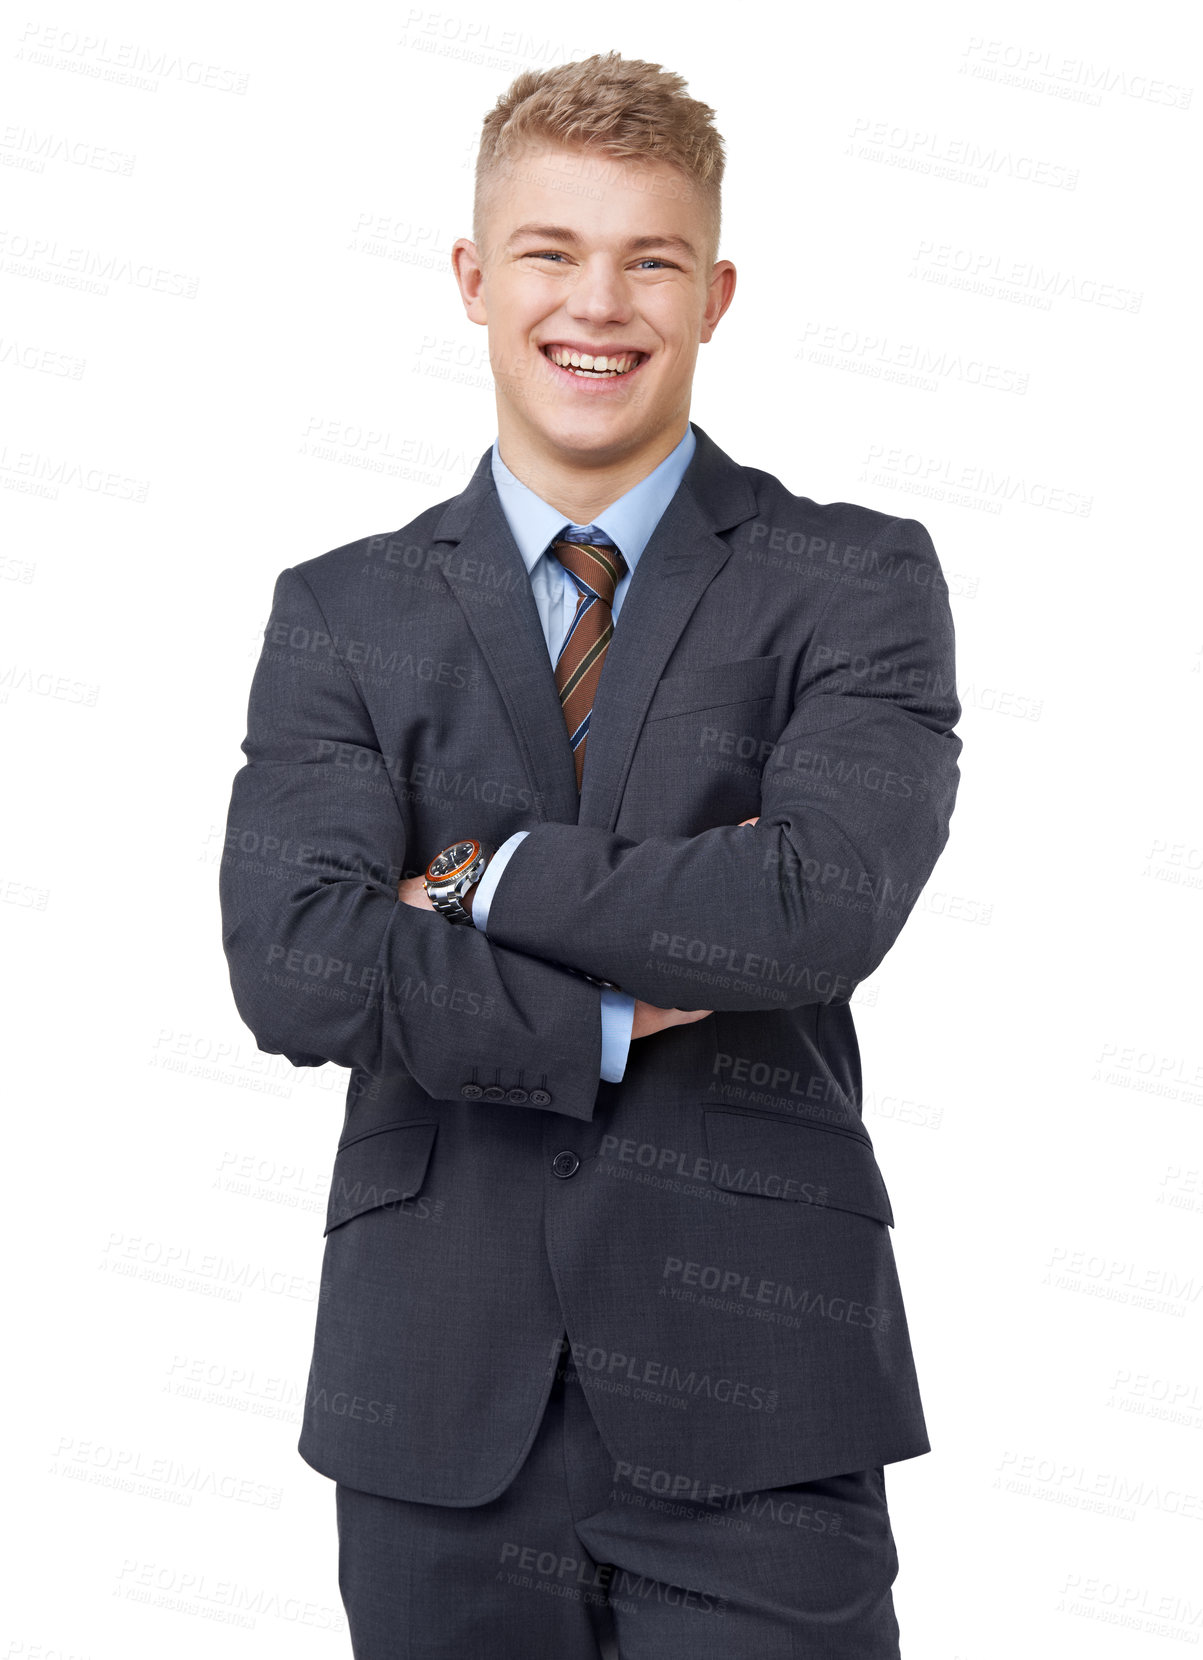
[473, 831, 634, 1084]
[481, 515, 962, 1012]
[218, 565, 605, 1121]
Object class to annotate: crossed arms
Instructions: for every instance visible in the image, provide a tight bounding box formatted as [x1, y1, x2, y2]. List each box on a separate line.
[219, 515, 961, 1124]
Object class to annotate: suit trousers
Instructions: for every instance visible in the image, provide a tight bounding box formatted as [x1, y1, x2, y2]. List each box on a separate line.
[334, 1340, 902, 1658]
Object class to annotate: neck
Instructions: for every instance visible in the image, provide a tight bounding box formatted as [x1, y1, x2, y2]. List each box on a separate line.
[496, 414, 690, 524]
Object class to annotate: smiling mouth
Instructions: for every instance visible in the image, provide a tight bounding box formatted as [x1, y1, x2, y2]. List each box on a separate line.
[540, 344, 646, 378]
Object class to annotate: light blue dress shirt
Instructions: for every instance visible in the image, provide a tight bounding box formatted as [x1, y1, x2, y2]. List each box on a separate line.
[471, 423, 698, 1084]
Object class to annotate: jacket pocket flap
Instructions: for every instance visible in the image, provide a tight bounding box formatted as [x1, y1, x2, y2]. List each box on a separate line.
[703, 1110, 893, 1226]
[324, 1121, 438, 1234]
[646, 654, 780, 723]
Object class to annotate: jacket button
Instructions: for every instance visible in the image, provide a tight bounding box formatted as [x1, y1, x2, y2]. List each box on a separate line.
[552, 1150, 580, 1179]
[529, 1088, 552, 1106]
[461, 1083, 483, 1098]
[506, 1087, 528, 1103]
[482, 1085, 506, 1101]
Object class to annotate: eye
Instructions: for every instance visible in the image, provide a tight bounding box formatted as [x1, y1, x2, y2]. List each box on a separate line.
[634, 258, 676, 270]
[526, 250, 569, 263]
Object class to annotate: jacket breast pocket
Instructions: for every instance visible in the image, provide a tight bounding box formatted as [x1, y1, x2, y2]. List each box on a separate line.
[644, 654, 780, 723]
[703, 1108, 893, 1225]
[324, 1120, 438, 1234]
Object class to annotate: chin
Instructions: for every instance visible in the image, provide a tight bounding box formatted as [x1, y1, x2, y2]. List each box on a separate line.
[547, 393, 653, 438]
[540, 417, 642, 460]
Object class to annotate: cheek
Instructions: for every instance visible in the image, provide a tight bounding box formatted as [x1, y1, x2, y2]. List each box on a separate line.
[654, 335, 698, 373]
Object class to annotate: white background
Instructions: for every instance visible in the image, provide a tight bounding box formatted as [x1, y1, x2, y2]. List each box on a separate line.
[2, 1, 1200, 1655]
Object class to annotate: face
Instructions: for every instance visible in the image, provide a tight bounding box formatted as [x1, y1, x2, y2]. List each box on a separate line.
[452, 143, 735, 470]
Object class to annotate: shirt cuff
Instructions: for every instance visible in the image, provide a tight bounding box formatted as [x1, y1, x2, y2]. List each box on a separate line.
[471, 830, 528, 933]
[599, 987, 635, 1083]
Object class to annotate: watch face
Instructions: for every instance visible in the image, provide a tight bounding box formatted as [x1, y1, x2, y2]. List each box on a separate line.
[429, 840, 479, 880]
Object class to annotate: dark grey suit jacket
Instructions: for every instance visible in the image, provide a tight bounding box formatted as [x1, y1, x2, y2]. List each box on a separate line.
[219, 421, 961, 1505]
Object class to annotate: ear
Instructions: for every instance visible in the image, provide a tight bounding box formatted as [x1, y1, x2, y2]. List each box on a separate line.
[452, 237, 488, 325]
[700, 259, 737, 343]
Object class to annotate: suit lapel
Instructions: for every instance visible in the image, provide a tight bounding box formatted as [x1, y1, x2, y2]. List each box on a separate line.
[434, 470, 582, 827]
[432, 424, 759, 833]
[576, 477, 746, 830]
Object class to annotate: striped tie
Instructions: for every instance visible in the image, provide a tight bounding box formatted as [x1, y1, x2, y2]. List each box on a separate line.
[548, 529, 628, 790]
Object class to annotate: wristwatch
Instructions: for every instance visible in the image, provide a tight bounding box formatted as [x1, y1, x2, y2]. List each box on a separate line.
[423, 838, 495, 925]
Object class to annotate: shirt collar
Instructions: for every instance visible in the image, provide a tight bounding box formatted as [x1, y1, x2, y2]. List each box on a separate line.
[490, 424, 697, 577]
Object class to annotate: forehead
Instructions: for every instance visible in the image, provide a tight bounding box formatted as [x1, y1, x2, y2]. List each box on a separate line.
[490, 142, 703, 250]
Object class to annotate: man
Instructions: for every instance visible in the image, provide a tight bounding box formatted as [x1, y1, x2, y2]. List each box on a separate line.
[220, 50, 961, 1658]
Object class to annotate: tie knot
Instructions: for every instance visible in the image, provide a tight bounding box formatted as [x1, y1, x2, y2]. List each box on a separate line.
[549, 534, 627, 609]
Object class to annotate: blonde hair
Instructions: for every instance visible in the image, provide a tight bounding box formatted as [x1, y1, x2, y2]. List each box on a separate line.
[473, 51, 725, 266]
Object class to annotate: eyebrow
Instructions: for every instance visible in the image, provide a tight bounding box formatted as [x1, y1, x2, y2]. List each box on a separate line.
[506, 223, 698, 260]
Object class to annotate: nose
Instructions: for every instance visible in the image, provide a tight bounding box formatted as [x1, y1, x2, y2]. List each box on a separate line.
[564, 255, 633, 330]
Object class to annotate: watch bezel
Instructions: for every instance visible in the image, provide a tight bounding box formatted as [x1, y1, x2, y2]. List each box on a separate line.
[425, 838, 483, 884]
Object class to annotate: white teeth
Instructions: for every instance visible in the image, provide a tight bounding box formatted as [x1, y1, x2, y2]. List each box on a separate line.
[544, 347, 640, 376]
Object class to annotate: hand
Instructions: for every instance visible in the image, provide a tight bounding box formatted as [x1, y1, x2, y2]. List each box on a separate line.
[630, 1000, 713, 1040]
[397, 874, 436, 912]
